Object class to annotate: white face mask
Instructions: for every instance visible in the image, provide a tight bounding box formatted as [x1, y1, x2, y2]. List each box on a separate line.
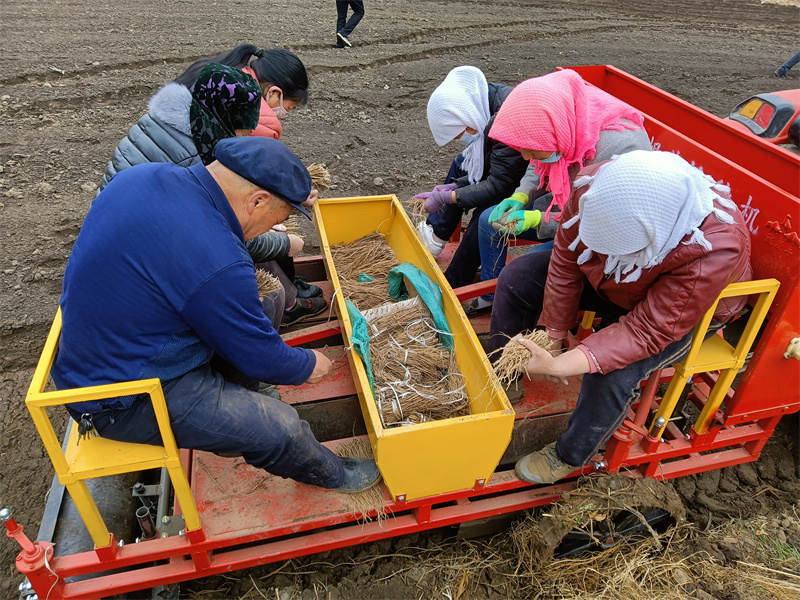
[457, 132, 477, 147]
[267, 86, 287, 119]
[537, 151, 562, 164]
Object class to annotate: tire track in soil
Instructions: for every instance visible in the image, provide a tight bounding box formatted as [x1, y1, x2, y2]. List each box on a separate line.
[0, 16, 608, 86]
[2, 20, 664, 116]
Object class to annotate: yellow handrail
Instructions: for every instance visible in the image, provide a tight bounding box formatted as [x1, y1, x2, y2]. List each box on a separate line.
[648, 278, 780, 438]
[25, 308, 202, 548]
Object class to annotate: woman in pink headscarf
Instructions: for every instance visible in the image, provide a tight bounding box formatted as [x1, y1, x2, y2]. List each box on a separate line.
[470, 69, 651, 315]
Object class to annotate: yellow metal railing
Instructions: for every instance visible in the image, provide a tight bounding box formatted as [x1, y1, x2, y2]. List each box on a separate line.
[26, 309, 202, 548]
[648, 278, 780, 438]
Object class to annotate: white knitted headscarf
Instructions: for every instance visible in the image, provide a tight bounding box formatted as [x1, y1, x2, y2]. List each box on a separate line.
[426, 66, 491, 185]
[562, 150, 737, 283]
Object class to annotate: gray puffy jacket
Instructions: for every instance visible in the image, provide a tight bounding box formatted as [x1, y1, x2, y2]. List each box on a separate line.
[97, 82, 290, 261]
[98, 83, 198, 193]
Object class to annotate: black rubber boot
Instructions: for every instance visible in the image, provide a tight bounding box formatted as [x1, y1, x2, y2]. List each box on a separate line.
[335, 457, 382, 493]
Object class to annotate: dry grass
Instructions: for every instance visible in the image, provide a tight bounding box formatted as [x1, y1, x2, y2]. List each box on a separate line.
[490, 329, 553, 387]
[406, 196, 427, 223]
[184, 478, 799, 600]
[367, 299, 469, 427]
[335, 438, 389, 523]
[307, 163, 331, 192]
[283, 214, 302, 236]
[255, 269, 281, 298]
[330, 232, 399, 311]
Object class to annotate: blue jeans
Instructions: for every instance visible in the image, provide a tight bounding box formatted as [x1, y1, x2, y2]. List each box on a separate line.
[67, 365, 345, 488]
[776, 50, 800, 76]
[477, 203, 551, 301]
[556, 330, 698, 466]
[336, 0, 365, 42]
[489, 249, 718, 466]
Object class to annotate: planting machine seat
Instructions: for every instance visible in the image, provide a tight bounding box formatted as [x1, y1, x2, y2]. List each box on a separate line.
[5, 66, 799, 600]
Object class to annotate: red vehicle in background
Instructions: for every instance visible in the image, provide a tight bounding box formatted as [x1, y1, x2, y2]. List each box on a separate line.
[725, 89, 800, 153]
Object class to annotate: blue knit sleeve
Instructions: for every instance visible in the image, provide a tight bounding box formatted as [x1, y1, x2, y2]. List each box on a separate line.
[180, 262, 315, 385]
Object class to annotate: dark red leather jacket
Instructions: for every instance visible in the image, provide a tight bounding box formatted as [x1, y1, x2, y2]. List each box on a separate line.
[541, 162, 753, 374]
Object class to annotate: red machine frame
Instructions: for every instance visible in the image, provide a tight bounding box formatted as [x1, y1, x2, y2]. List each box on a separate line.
[6, 66, 799, 600]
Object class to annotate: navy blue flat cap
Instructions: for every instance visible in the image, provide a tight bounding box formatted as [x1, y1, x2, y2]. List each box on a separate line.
[214, 137, 312, 218]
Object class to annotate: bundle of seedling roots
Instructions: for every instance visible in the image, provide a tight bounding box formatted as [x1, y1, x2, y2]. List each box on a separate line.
[331, 232, 469, 427]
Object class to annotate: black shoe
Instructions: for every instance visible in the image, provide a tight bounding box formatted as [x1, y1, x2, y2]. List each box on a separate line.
[335, 457, 382, 493]
[282, 296, 328, 326]
[774, 68, 787, 78]
[463, 297, 493, 317]
[293, 276, 323, 299]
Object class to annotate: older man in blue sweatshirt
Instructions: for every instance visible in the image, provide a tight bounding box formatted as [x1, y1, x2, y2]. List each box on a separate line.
[52, 137, 380, 494]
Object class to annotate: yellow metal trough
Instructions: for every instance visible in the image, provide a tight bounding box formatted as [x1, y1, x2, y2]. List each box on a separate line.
[313, 195, 515, 502]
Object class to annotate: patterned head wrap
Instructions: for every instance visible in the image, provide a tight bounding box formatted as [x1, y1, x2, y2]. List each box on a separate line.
[189, 63, 261, 165]
[427, 66, 491, 185]
[562, 151, 737, 284]
[489, 70, 645, 220]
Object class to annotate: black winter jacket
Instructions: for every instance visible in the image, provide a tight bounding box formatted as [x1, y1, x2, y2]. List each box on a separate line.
[452, 82, 528, 210]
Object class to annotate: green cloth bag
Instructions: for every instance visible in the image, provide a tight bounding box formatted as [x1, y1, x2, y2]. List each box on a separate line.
[345, 298, 375, 393]
[387, 263, 454, 350]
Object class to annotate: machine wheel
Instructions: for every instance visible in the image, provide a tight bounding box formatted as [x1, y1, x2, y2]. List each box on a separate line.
[554, 506, 675, 558]
[526, 474, 686, 560]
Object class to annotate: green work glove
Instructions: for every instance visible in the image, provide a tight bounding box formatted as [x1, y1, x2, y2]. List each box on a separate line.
[503, 209, 542, 235]
[488, 192, 528, 224]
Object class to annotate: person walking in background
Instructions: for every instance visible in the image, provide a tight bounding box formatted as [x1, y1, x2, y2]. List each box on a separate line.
[774, 50, 800, 78]
[335, 0, 365, 48]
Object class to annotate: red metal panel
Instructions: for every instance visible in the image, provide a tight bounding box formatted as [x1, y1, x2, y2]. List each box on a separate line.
[277, 346, 356, 404]
[728, 282, 800, 419]
[564, 65, 800, 197]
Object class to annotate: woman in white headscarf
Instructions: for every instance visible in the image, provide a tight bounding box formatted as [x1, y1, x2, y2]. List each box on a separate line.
[413, 66, 528, 289]
[490, 150, 753, 485]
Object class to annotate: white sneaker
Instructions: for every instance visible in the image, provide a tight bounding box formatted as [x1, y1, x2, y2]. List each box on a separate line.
[337, 32, 352, 48]
[417, 221, 445, 258]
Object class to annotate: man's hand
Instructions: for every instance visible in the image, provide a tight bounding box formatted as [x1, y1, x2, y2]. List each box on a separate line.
[306, 350, 332, 384]
[302, 188, 319, 208]
[287, 234, 304, 256]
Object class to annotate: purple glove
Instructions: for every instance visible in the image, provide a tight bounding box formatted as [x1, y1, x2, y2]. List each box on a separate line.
[423, 190, 453, 213]
[432, 183, 458, 193]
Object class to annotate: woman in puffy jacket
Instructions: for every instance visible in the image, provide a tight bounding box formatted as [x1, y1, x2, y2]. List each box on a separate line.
[174, 44, 309, 141]
[412, 66, 529, 291]
[98, 62, 260, 189]
[98, 48, 326, 325]
[171, 44, 326, 320]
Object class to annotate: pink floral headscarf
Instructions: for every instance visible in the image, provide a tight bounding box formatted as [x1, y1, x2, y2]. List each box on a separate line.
[489, 70, 645, 220]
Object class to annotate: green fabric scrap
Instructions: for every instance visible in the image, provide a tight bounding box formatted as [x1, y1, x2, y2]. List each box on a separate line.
[345, 298, 375, 393]
[357, 273, 376, 282]
[387, 263, 454, 350]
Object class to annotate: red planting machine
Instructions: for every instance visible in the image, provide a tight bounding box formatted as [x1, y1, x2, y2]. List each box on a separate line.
[5, 66, 799, 600]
